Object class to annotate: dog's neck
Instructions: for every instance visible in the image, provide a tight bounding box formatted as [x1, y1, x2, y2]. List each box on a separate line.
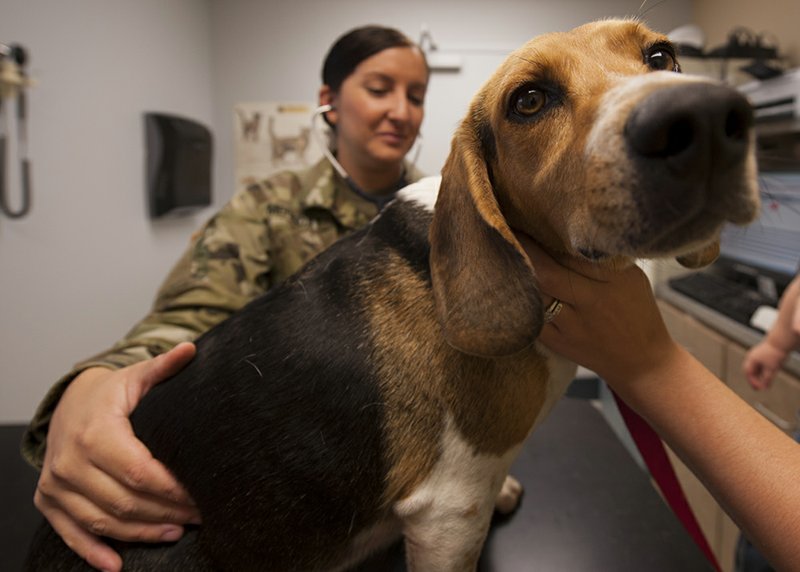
[512, 229, 635, 276]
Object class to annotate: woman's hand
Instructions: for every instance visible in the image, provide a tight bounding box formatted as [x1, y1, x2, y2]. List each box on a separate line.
[518, 237, 676, 386]
[34, 342, 201, 572]
[518, 242, 800, 570]
[743, 275, 800, 390]
[743, 341, 786, 390]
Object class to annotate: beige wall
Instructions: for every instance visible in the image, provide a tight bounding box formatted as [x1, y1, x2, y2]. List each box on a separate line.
[693, 0, 799, 66]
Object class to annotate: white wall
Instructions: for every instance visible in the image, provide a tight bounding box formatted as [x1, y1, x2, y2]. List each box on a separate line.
[0, 0, 691, 422]
[0, 0, 214, 422]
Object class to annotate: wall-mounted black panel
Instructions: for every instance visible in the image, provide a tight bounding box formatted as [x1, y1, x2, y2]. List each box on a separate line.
[145, 113, 212, 218]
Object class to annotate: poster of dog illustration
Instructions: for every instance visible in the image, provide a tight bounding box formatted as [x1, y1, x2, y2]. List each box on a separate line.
[234, 102, 324, 185]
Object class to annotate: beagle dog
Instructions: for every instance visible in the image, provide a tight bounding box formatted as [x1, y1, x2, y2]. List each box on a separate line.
[27, 19, 759, 571]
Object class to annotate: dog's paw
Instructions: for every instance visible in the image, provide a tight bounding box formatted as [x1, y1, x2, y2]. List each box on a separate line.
[494, 475, 524, 514]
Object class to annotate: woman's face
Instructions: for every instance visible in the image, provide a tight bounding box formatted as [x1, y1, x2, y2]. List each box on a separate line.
[325, 46, 428, 175]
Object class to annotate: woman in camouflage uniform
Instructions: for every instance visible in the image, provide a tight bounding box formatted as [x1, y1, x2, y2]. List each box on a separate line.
[24, 25, 428, 572]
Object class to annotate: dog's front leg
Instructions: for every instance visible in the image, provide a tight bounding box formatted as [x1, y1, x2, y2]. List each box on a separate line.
[397, 494, 496, 572]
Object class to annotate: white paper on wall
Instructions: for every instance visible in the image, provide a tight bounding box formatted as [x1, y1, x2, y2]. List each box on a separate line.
[234, 102, 325, 186]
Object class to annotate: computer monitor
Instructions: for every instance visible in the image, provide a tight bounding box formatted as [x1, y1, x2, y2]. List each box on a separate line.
[719, 175, 800, 279]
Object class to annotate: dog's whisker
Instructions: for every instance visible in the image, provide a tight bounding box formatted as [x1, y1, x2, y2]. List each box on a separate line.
[635, 0, 668, 20]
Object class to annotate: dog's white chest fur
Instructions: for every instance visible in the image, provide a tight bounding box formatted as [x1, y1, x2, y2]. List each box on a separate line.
[391, 415, 520, 569]
[389, 349, 576, 569]
[397, 175, 442, 213]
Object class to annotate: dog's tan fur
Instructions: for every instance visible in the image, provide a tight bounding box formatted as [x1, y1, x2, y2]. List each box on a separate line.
[371, 18, 757, 570]
[114, 19, 769, 572]
[430, 19, 758, 359]
[364, 252, 551, 506]
[27, 20, 760, 572]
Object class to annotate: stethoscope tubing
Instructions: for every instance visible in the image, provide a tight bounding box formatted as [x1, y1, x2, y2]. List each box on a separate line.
[310, 104, 421, 211]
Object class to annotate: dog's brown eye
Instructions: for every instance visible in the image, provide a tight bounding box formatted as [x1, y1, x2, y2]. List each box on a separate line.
[514, 88, 547, 116]
[508, 82, 562, 122]
[645, 45, 677, 71]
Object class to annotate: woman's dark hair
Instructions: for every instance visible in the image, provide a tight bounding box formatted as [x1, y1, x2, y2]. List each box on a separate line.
[321, 25, 426, 92]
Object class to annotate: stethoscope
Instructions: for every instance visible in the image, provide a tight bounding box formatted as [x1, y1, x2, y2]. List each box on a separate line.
[0, 42, 32, 219]
[310, 104, 422, 211]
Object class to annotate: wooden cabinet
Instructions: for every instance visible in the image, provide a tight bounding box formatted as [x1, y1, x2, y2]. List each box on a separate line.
[655, 300, 800, 572]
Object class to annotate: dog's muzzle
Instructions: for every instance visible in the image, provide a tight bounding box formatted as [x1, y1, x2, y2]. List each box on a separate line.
[624, 82, 753, 218]
[625, 83, 752, 167]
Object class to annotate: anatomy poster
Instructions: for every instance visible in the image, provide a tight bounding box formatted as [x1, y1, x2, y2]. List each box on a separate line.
[234, 102, 325, 186]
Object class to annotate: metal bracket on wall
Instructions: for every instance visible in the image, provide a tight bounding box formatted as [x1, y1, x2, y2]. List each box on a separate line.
[418, 23, 463, 73]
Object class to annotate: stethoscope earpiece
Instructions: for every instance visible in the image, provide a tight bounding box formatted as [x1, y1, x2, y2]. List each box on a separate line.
[309, 103, 421, 211]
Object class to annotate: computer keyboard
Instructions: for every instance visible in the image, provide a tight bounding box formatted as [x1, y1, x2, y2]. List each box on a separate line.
[668, 272, 770, 327]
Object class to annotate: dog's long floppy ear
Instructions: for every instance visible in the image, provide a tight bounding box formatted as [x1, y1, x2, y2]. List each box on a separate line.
[430, 109, 544, 357]
[675, 240, 720, 269]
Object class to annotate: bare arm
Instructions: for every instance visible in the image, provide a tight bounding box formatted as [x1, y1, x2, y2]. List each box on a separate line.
[520, 238, 800, 572]
[610, 345, 800, 572]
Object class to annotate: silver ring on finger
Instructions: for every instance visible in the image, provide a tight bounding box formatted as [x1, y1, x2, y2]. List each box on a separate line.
[543, 298, 563, 323]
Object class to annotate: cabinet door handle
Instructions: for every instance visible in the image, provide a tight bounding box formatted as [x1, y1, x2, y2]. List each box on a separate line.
[754, 402, 794, 432]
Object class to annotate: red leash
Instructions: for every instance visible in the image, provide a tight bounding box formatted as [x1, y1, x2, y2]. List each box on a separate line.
[611, 390, 722, 572]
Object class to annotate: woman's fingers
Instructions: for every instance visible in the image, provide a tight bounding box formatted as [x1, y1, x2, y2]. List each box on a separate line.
[38, 501, 124, 572]
[37, 346, 200, 569]
[84, 414, 196, 508]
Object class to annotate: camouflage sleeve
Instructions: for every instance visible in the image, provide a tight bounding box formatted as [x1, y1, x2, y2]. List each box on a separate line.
[22, 182, 275, 468]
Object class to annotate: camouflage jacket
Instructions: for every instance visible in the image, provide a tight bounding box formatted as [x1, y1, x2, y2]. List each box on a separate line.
[22, 158, 424, 468]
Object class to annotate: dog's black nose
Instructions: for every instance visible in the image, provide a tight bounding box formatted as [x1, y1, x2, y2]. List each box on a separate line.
[625, 82, 753, 177]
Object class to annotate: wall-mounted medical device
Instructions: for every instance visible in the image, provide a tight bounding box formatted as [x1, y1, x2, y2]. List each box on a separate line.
[145, 112, 213, 218]
[0, 42, 33, 219]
